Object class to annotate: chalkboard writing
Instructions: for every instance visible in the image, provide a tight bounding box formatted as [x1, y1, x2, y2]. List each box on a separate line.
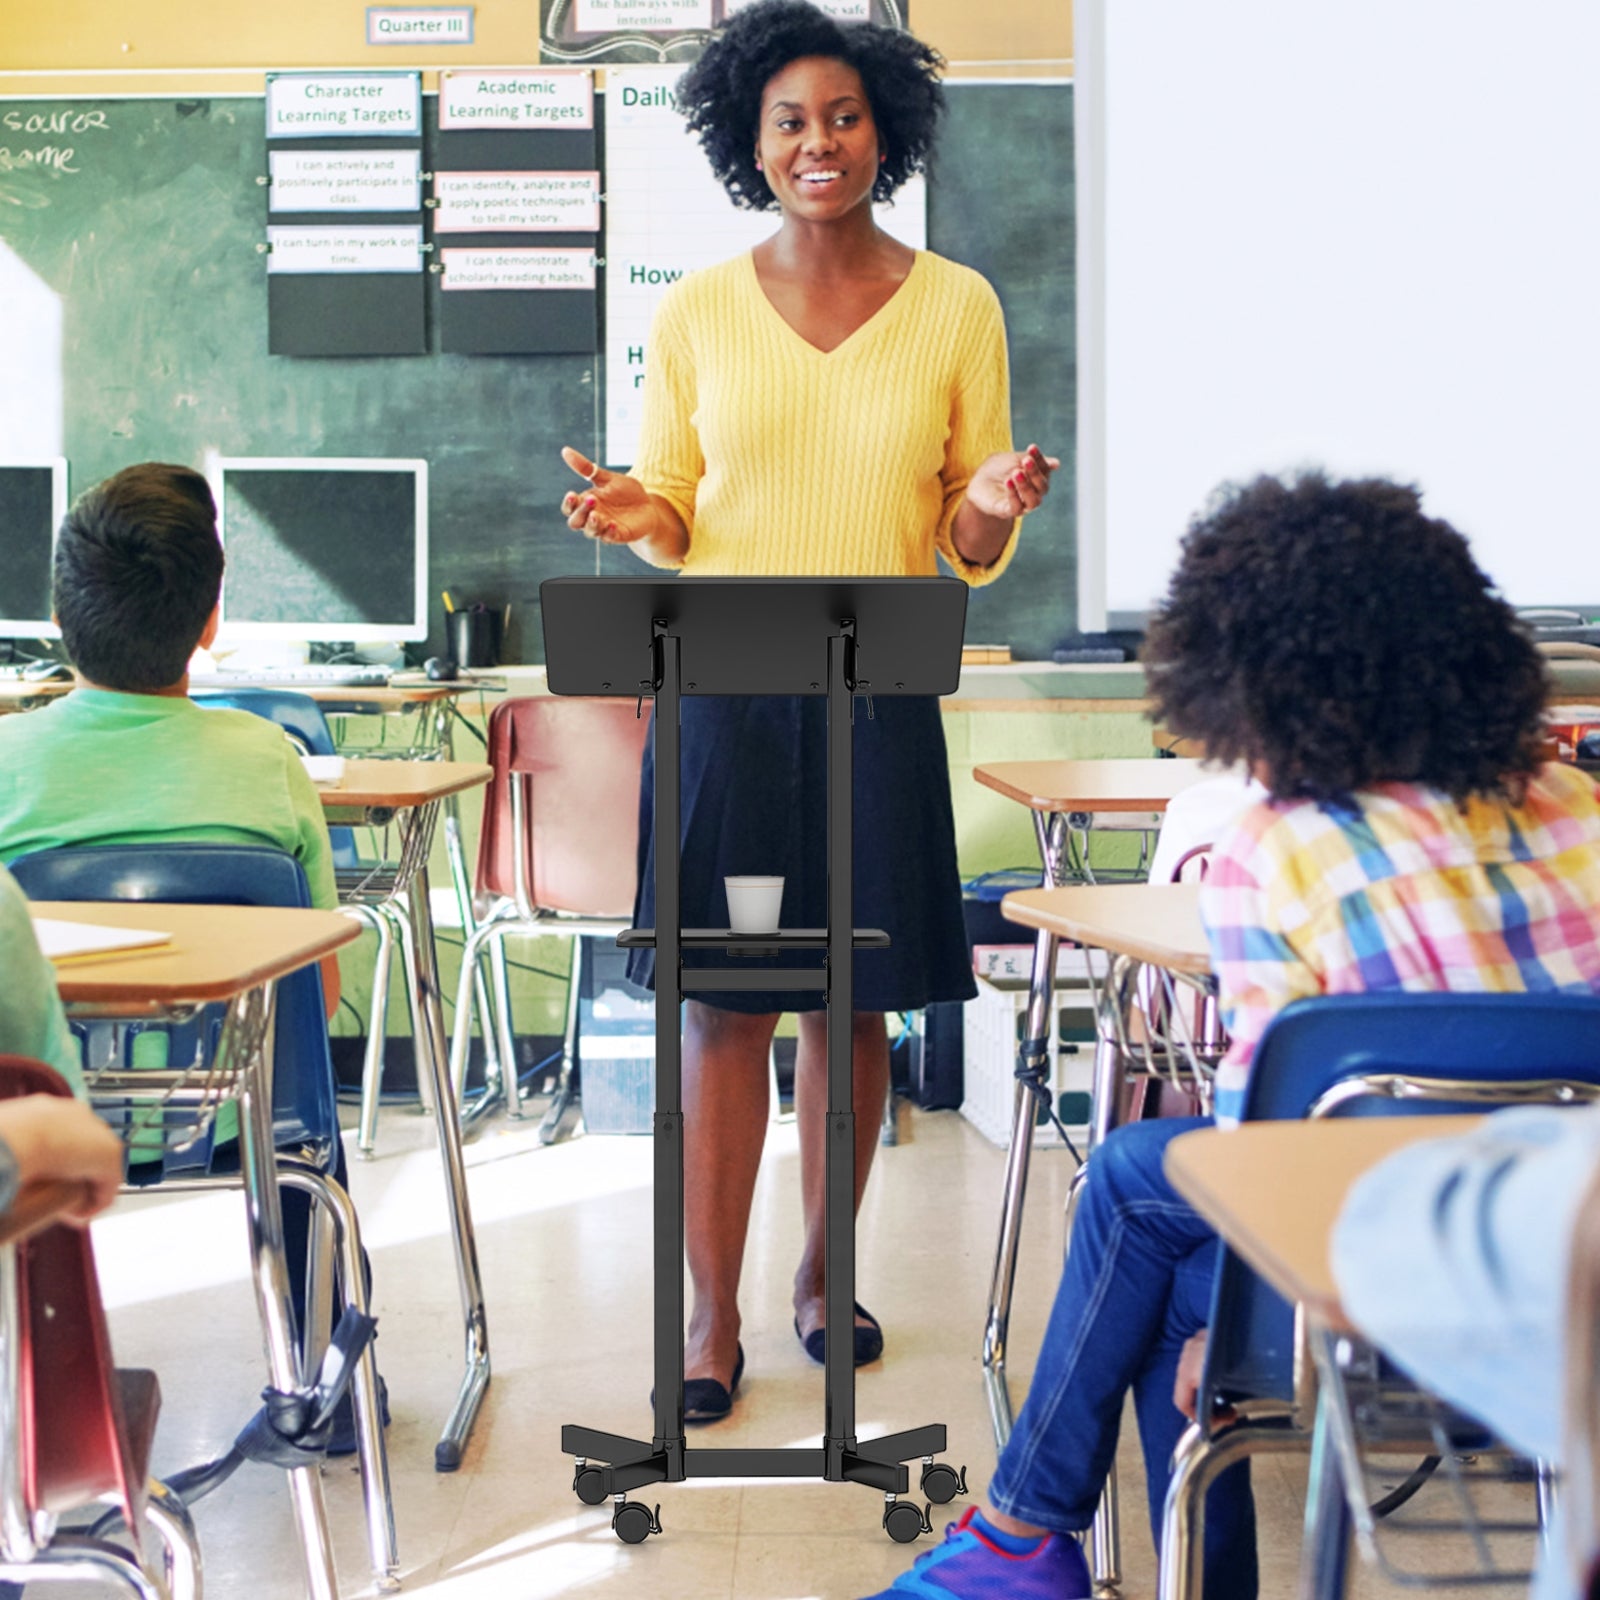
[0, 83, 1073, 659]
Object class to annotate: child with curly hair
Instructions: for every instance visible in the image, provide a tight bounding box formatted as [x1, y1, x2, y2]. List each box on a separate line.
[862, 470, 1600, 1599]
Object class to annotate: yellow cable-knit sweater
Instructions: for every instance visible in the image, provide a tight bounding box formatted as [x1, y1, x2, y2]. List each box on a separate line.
[631, 249, 1019, 587]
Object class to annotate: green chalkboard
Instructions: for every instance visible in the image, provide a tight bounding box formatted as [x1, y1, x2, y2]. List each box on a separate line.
[0, 83, 1073, 661]
[932, 82, 1074, 661]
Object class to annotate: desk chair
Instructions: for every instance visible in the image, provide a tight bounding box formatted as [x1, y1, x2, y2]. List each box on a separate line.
[0, 1056, 201, 1600]
[450, 696, 649, 1142]
[1157, 992, 1600, 1600]
[192, 687, 429, 1160]
[7, 844, 398, 1592]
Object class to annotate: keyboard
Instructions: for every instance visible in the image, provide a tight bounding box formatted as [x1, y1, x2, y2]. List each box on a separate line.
[189, 663, 393, 688]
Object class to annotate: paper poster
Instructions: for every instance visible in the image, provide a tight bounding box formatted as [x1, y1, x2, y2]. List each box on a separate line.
[573, 0, 711, 30]
[266, 73, 422, 138]
[439, 69, 594, 130]
[725, 0, 872, 14]
[268, 150, 422, 213]
[266, 225, 424, 274]
[440, 247, 596, 291]
[603, 66, 923, 465]
[433, 171, 600, 232]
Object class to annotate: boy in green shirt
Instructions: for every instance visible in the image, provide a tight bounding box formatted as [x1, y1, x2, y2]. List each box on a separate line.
[0, 462, 375, 1448]
[0, 464, 339, 942]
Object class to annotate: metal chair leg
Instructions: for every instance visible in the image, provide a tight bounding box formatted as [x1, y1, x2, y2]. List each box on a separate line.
[389, 899, 431, 1115]
[444, 800, 506, 1099]
[449, 918, 505, 1111]
[302, 1200, 337, 1379]
[1090, 1473, 1122, 1596]
[537, 936, 585, 1145]
[1158, 1420, 1305, 1600]
[144, 1480, 203, 1600]
[352, 905, 393, 1160]
[488, 936, 520, 1118]
[235, 1062, 339, 1600]
[1298, 1389, 1353, 1600]
[279, 1164, 400, 1593]
[0, 1538, 168, 1598]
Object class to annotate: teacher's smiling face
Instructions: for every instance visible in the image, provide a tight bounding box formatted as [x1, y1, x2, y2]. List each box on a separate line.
[756, 55, 882, 222]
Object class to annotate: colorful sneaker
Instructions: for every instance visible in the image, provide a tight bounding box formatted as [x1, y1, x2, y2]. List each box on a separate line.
[858, 1506, 1091, 1599]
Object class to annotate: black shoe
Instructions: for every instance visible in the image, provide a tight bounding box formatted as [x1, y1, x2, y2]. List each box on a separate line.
[652, 1345, 745, 1427]
[795, 1302, 884, 1368]
[327, 1375, 390, 1458]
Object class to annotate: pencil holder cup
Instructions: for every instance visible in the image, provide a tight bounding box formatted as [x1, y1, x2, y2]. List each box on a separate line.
[725, 876, 784, 935]
[449, 607, 502, 668]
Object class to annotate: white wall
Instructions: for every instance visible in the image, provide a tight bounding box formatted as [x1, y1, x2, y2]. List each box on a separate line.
[1077, 0, 1600, 628]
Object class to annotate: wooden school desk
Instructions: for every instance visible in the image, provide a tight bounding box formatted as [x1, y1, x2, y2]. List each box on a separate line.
[316, 758, 494, 1471]
[967, 765, 1207, 1449]
[36, 900, 372, 1600]
[1165, 1115, 1491, 1598]
[1164, 1115, 1474, 1330]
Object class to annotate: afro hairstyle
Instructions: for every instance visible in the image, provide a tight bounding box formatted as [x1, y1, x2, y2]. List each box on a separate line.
[675, 0, 944, 210]
[1141, 471, 1548, 804]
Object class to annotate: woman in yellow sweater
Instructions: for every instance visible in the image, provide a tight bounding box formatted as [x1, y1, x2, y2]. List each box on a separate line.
[560, 0, 1056, 1422]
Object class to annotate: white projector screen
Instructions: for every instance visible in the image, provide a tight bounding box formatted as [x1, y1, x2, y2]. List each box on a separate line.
[1077, 0, 1600, 630]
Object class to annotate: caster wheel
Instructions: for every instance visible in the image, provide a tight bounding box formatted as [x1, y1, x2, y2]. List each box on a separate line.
[573, 1467, 608, 1506]
[883, 1501, 927, 1544]
[613, 1501, 661, 1545]
[921, 1463, 967, 1505]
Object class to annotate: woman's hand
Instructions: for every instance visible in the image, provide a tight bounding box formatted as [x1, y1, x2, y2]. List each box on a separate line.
[966, 443, 1060, 521]
[0, 1095, 125, 1224]
[950, 443, 1060, 568]
[559, 447, 658, 546]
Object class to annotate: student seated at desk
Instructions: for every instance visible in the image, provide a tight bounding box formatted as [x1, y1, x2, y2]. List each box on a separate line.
[0, 463, 375, 1450]
[862, 471, 1600, 1600]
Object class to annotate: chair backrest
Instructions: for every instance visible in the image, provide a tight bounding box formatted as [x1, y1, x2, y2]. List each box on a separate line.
[475, 696, 650, 918]
[1202, 992, 1600, 1417]
[191, 688, 338, 756]
[0, 1057, 147, 1541]
[7, 845, 338, 1173]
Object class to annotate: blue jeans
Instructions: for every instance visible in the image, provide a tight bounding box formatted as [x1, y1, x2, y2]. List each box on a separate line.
[988, 1117, 1258, 1600]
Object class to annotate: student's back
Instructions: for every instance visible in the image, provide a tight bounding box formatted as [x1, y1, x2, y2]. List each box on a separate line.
[0, 460, 336, 910]
[0, 690, 336, 907]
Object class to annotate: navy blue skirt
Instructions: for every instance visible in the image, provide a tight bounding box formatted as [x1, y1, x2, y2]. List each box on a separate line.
[628, 695, 976, 1015]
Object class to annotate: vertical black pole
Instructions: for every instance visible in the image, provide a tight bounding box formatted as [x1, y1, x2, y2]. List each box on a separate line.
[652, 625, 685, 1476]
[824, 625, 856, 1470]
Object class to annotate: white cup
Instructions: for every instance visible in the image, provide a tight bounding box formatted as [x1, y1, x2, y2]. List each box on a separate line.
[725, 875, 784, 935]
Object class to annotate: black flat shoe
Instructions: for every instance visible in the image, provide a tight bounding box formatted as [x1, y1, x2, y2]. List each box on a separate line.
[652, 1345, 745, 1427]
[794, 1301, 884, 1368]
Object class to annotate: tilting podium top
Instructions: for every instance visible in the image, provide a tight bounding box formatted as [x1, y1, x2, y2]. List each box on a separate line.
[540, 575, 968, 698]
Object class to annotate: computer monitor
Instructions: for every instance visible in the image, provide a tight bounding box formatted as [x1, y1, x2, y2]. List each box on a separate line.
[0, 459, 67, 641]
[212, 457, 429, 644]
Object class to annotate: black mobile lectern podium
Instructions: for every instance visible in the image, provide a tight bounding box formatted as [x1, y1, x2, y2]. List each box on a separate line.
[542, 576, 969, 1545]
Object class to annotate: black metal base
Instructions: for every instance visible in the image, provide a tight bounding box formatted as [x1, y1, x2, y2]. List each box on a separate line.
[563, 1423, 947, 1498]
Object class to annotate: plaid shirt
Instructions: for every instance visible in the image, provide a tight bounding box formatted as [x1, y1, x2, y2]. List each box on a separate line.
[1200, 764, 1600, 1126]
